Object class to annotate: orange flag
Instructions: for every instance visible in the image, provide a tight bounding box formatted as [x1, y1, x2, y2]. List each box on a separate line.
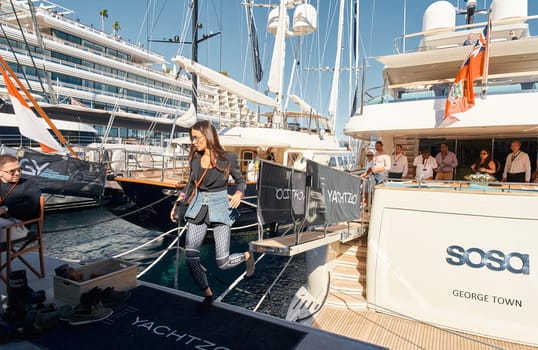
[0, 65, 63, 152]
[445, 19, 491, 121]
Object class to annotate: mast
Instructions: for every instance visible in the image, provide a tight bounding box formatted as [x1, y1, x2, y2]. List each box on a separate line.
[267, 0, 287, 128]
[192, 0, 199, 112]
[328, 0, 345, 132]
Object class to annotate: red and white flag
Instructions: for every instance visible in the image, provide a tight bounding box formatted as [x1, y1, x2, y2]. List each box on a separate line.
[444, 15, 492, 123]
[70, 97, 89, 108]
[0, 65, 63, 152]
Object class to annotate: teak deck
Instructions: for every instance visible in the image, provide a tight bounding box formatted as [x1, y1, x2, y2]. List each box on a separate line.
[250, 221, 366, 256]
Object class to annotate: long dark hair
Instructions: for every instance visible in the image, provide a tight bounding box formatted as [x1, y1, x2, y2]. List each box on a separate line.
[188, 120, 230, 174]
[474, 148, 493, 169]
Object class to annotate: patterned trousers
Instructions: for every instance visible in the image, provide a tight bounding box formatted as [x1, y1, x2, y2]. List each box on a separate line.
[185, 223, 246, 291]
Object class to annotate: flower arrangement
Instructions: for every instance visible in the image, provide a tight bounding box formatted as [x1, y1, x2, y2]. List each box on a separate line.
[469, 173, 492, 185]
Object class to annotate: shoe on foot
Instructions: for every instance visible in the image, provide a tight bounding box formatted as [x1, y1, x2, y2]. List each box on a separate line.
[196, 295, 213, 313]
[245, 251, 255, 277]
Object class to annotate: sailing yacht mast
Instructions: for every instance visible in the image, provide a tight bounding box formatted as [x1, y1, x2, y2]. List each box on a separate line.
[191, 0, 199, 112]
[328, 0, 345, 133]
[267, 0, 287, 128]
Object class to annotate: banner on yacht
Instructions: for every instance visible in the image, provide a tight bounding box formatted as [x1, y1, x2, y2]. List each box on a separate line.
[257, 161, 305, 225]
[304, 160, 361, 226]
[19, 149, 107, 198]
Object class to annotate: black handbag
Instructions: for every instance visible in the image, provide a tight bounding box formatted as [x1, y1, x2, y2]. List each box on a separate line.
[172, 167, 209, 222]
[173, 185, 194, 222]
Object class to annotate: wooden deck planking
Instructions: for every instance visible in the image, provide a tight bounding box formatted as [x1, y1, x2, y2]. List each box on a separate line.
[313, 307, 536, 349]
[250, 222, 365, 256]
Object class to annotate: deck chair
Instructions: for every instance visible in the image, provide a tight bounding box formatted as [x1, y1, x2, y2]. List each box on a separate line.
[0, 196, 45, 284]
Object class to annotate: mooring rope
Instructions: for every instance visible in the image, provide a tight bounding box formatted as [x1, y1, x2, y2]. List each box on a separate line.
[43, 193, 175, 234]
[137, 225, 188, 278]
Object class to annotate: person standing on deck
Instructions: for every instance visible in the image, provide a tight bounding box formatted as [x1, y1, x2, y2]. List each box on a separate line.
[471, 148, 498, 178]
[414, 149, 438, 181]
[389, 144, 408, 179]
[266, 147, 276, 161]
[169, 121, 254, 311]
[502, 140, 531, 183]
[372, 141, 391, 184]
[434, 143, 458, 180]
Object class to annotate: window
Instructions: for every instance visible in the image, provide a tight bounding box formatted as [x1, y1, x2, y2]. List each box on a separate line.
[328, 157, 337, 167]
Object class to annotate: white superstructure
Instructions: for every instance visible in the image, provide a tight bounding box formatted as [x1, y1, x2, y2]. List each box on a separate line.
[0, 0, 257, 146]
[344, 0, 537, 175]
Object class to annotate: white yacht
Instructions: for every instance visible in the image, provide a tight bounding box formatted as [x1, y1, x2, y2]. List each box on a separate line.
[284, 0, 538, 348]
[0, 0, 256, 146]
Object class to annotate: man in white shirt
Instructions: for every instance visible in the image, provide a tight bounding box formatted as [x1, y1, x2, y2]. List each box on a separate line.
[413, 149, 438, 180]
[502, 140, 531, 182]
[372, 141, 391, 184]
[389, 144, 408, 179]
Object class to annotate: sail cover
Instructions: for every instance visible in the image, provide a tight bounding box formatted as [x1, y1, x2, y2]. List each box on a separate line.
[19, 148, 107, 198]
[305, 160, 361, 226]
[257, 161, 305, 225]
[173, 56, 276, 107]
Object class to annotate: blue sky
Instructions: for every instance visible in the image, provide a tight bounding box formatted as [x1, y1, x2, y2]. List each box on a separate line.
[57, 0, 537, 135]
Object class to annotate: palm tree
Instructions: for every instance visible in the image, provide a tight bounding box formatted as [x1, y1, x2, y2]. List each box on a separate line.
[112, 21, 121, 36]
[99, 9, 108, 32]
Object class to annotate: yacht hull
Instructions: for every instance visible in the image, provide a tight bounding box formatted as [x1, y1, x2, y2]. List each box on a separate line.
[367, 184, 538, 346]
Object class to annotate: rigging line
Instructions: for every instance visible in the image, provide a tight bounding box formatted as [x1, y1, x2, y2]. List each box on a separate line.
[208, 0, 223, 72]
[7, 0, 49, 101]
[367, 0, 376, 58]
[253, 255, 294, 312]
[174, 3, 192, 57]
[149, 0, 169, 34]
[317, 0, 338, 117]
[0, 22, 33, 92]
[114, 226, 182, 258]
[42, 192, 175, 234]
[216, 225, 294, 303]
[137, 232, 180, 277]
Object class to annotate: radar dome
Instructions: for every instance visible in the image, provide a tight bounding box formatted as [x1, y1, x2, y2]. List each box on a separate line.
[267, 7, 289, 35]
[491, 0, 527, 21]
[422, 1, 455, 33]
[292, 3, 317, 35]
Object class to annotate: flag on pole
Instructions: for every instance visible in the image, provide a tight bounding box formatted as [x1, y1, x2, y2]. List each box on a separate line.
[0, 65, 63, 152]
[70, 97, 89, 108]
[444, 16, 492, 121]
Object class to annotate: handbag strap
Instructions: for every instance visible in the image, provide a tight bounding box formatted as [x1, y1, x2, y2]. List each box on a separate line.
[193, 167, 209, 189]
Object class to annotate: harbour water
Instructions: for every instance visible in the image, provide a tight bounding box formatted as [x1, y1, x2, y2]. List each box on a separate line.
[42, 206, 306, 318]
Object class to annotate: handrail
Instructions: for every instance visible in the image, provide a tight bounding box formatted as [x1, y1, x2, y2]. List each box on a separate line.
[253, 256, 293, 312]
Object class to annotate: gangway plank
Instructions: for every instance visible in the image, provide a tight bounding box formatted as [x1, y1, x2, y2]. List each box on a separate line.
[250, 221, 367, 256]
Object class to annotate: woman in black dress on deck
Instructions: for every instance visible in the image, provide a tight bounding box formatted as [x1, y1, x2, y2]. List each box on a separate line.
[170, 121, 254, 310]
[470, 148, 497, 178]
